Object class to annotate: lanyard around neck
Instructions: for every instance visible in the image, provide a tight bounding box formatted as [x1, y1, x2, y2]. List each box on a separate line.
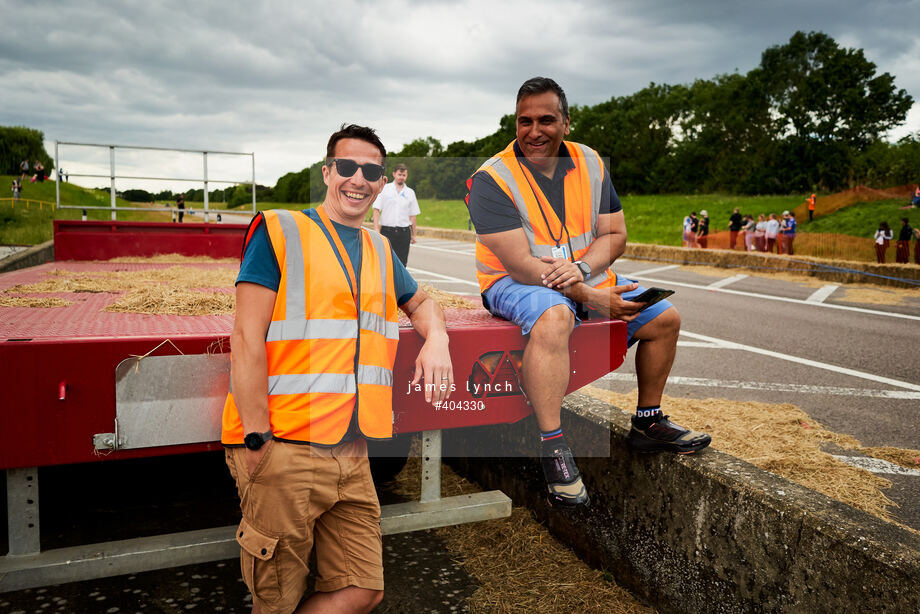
[315, 205, 360, 301]
[515, 157, 571, 250]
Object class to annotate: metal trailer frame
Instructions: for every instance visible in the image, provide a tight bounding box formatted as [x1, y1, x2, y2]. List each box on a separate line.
[54, 141, 257, 223]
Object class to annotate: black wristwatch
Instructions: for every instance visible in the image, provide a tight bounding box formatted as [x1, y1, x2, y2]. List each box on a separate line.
[575, 260, 591, 281]
[244, 430, 273, 451]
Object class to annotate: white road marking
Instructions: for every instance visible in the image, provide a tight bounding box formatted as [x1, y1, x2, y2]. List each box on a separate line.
[407, 267, 480, 288]
[708, 274, 748, 289]
[626, 264, 680, 277]
[679, 330, 920, 392]
[832, 456, 920, 477]
[629, 275, 920, 322]
[676, 341, 723, 348]
[600, 372, 920, 399]
[413, 243, 475, 255]
[806, 284, 840, 303]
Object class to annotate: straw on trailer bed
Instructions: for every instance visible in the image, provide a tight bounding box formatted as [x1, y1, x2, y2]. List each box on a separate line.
[0, 296, 71, 308]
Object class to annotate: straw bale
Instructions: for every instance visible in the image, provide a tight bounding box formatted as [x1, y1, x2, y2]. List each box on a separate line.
[623, 243, 920, 288]
[680, 264, 828, 288]
[581, 387, 907, 525]
[391, 456, 653, 614]
[104, 286, 234, 316]
[421, 284, 478, 309]
[0, 296, 71, 308]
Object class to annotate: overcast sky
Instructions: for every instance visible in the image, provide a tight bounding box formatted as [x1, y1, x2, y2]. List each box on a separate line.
[2, 0, 918, 193]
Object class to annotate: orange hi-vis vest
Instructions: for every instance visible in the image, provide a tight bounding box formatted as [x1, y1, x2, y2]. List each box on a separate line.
[470, 140, 614, 293]
[221, 207, 400, 447]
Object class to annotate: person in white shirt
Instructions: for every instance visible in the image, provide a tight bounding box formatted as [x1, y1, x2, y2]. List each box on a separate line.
[764, 213, 780, 253]
[754, 214, 766, 252]
[372, 163, 420, 265]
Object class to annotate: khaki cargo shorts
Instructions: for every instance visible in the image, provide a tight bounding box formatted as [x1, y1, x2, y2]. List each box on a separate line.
[226, 439, 382, 614]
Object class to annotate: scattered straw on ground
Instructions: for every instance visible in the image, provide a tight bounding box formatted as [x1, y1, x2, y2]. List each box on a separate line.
[421, 283, 478, 309]
[390, 456, 653, 614]
[0, 296, 72, 308]
[838, 286, 920, 306]
[107, 254, 237, 263]
[581, 386, 917, 528]
[860, 446, 920, 470]
[104, 286, 234, 316]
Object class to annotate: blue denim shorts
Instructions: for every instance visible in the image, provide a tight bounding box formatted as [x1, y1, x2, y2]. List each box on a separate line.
[483, 274, 673, 347]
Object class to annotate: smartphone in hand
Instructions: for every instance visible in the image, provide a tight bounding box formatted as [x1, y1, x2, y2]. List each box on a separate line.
[628, 287, 674, 310]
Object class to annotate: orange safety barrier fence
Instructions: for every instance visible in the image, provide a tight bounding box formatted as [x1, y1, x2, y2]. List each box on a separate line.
[691, 230, 891, 264]
[791, 184, 916, 221]
[1, 198, 56, 211]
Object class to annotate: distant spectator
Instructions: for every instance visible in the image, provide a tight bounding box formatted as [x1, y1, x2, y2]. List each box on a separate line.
[19, 159, 29, 180]
[754, 214, 766, 252]
[907, 185, 920, 209]
[874, 222, 893, 263]
[58, 167, 68, 182]
[34, 161, 45, 182]
[806, 193, 816, 221]
[896, 218, 913, 263]
[781, 211, 797, 255]
[742, 214, 756, 251]
[765, 213, 780, 253]
[682, 213, 694, 247]
[11, 178, 22, 201]
[914, 225, 920, 265]
[176, 193, 185, 223]
[687, 211, 699, 248]
[696, 210, 710, 249]
[727, 207, 743, 249]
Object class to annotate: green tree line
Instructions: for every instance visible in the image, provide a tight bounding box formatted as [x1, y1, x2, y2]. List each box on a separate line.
[270, 31, 917, 203]
[0, 126, 54, 176]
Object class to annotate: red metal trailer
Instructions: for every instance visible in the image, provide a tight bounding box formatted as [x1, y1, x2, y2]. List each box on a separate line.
[0, 220, 627, 591]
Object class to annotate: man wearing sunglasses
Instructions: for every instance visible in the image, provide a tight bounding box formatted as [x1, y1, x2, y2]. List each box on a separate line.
[372, 163, 420, 266]
[222, 124, 453, 614]
[466, 77, 711, 509]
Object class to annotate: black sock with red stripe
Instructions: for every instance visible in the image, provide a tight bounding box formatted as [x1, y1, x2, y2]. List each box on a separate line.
[634, 406, 662, 429]
[540, 427, 566, 455]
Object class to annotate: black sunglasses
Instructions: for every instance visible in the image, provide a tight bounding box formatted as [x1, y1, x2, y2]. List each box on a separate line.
[329, 158, 386, 182]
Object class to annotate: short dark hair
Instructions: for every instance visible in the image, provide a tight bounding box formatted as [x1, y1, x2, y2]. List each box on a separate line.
[325, 124, 386, 164]
[394, 163, 408, 172]
[517, 77, 569, 120]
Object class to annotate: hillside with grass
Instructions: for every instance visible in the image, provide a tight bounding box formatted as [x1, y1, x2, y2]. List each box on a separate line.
[1, 175, 172, 244]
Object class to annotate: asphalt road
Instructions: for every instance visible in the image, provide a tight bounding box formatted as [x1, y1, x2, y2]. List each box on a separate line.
[406, 237, 920, 531]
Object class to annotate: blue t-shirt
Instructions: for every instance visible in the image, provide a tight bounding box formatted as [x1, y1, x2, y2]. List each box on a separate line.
[784, 218, 797, 235]
[237, 209, 418, 305]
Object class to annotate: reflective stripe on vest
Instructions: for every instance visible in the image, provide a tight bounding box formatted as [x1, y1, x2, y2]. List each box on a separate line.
[221, 208, 399, 446]
[471, 141, 613, 292]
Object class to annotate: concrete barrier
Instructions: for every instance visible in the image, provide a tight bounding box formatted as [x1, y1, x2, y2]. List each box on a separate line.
[444, 393, 920, 613]
[0, 240, 54, 274]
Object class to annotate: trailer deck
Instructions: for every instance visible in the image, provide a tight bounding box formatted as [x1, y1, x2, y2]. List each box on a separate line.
[0, 220, 627, 591]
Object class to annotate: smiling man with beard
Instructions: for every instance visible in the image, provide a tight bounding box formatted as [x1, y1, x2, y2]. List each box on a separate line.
[465, 77, 710, 509]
